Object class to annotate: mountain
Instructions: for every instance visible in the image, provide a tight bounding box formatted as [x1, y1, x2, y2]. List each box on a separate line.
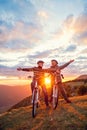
[0, 84, 31, 113]
[8, 93, 45, 111]
[75, 74, 87, 80]
[8, 96, 32, 111]
[65, 74, 87, 83]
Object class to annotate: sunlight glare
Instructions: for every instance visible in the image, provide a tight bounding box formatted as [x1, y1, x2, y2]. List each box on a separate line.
[45, 77, 51, 85]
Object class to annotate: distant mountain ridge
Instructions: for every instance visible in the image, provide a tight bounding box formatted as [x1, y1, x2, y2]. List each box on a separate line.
[0, 84, 31, 108]
[8, 96, 32, 111]
[75, 75, 87, 80]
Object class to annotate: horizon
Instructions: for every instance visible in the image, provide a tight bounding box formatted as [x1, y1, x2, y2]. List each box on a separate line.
[0, 0, 87, 83]
[0, 74, 85, 86]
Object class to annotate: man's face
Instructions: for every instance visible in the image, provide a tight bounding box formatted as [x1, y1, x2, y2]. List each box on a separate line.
[38, 63, 44, 67]
[51, 61, 57, 66]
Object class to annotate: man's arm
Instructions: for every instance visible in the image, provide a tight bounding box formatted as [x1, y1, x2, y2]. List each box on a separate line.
[41, 68, 56, 73]
[17, 67, 56, 73]
[59, 60, 74, 70]
[17, 67, 34, 72]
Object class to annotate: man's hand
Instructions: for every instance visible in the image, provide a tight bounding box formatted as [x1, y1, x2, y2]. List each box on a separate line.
[17, 67, 22, 71]
[70, 60, 74, 63]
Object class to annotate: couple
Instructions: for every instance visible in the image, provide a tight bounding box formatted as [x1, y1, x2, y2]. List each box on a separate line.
[17, 59, 74, 108]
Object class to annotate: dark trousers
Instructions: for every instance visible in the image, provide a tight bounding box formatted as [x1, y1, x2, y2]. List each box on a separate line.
[31, 80, 49, 106]
[58, 82, 69, 101]
[50, 82, 69, 102]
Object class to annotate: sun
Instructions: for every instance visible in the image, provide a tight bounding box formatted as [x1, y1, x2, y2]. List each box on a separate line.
[45, 77, 51, 85]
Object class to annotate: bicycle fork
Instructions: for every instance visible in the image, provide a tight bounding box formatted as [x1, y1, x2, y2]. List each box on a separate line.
[53, 85, 58, 98]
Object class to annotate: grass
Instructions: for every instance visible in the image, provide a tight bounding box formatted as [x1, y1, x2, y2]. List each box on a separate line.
[0, 95, 87, 130]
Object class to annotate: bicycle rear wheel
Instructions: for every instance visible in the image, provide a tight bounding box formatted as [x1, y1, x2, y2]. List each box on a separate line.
[53, 86, 59, 109]
[32, 90, 38, 118]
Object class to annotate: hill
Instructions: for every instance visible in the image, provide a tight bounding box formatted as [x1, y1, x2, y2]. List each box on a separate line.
[8, 96, 32, 111]
[0, 95, 87, 130]
[63, 76, 87, 97]
[0, 84, 31, 113]
[75, 75, 87, 80]
[64, 74, 87, 83]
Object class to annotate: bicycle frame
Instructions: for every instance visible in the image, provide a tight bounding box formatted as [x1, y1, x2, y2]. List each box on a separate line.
[32, 81, 39, 103]
[32, 80, 39, 118]
[52, 76, 59, 109]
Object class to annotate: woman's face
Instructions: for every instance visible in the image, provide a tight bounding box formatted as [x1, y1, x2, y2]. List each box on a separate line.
[51, 61, 57, 66]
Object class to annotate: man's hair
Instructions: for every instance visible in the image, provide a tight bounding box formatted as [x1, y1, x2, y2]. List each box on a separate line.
[37, 60, 44, 64]
[51, 59, 58, 64]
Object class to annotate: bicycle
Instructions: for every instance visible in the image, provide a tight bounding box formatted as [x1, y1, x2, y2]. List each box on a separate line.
[32, 80, 39, 118]
[52, 76, 59, 109]
[28, 75, 40, 118]
[52, 74, 64, 109]
[31, 74, 50, 117]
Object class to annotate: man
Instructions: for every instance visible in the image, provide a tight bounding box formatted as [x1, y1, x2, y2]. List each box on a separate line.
[49, 59, 74, 103]
[17, 60, 49, 107]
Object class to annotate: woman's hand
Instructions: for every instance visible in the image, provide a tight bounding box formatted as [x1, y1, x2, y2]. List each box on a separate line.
[70, 59, 74, 63]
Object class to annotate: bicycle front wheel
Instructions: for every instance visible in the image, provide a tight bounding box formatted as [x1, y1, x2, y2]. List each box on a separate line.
[53, 86, 59, 109]
[32, 91, 38, 118]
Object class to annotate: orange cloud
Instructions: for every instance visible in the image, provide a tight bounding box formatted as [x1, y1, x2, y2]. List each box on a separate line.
[73, 15, 87, 34]
[53, 13, 87, 46]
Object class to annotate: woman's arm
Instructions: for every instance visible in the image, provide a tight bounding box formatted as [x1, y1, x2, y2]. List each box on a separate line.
[59, 60, 74, 70]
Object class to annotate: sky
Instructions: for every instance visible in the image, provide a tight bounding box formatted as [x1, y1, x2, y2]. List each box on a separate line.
[0, 0, 87, 83]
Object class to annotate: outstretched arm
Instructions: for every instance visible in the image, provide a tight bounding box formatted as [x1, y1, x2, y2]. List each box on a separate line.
[59, 60, 74, 70]
[17, 67, 34, 72]
[17, 67, 56, 73]
[40, 68, 56, 73]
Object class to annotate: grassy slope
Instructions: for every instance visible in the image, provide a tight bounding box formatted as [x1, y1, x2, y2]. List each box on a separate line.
[0, 95, 87, 130]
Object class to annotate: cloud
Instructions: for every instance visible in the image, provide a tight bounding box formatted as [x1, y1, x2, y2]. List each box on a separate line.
[73, 14, 87, 34]
[0, 21, 43, 51]
[17, 48, 65, 67]
[0, 0, 87, 80]
[69, 3, 87, 46]
[18, 49, 53, 67]
[0, 64, 31, 79]
[81, 48, 87, 54]
[77, 56, 87, 60]
[73, 31, 87, 45]
[52, 28, 64, 39]
[0, 65, 17, 77]
[28, 50, 51, 59]
[52, 14, 75, 45]
[65, 44, 77, 52]
[72, 12, 87, 45]
[63, 14, 74, 30]
[0, 0, 37, 25]
[53, 6, 87, 46]
[38, 11, 48, 19]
